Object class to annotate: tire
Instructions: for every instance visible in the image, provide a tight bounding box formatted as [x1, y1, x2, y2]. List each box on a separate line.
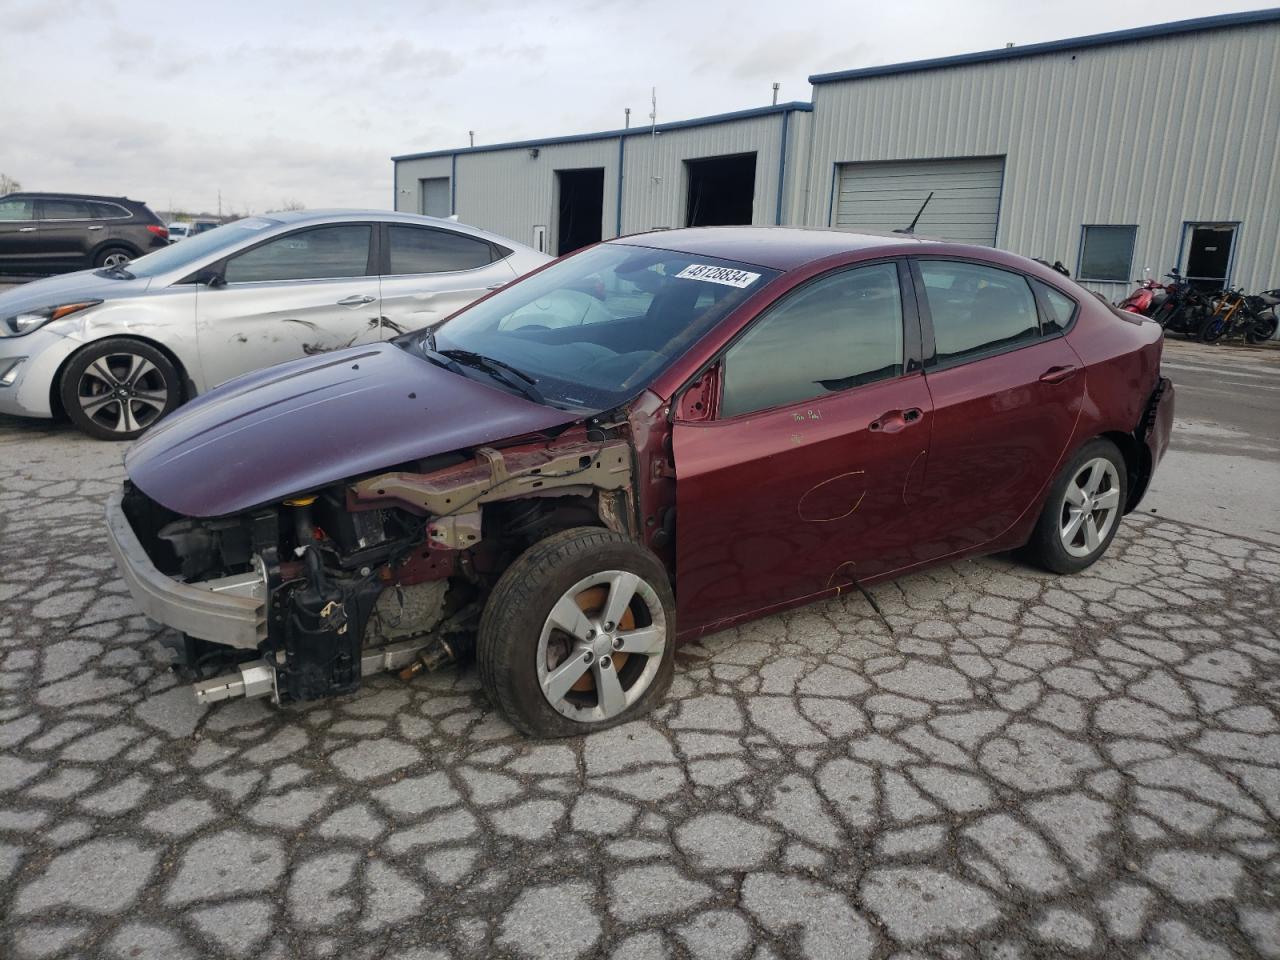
[1023, 438, 1128, 575]
[94, 246, 135, 269]
[59, 338, 182, 440]
[1197, 314, 1228, 343]
[477, 526, 676, 738]
[1246, 315, 1278, 345]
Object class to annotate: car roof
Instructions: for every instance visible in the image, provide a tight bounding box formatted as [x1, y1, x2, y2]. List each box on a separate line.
[612, 226, 929, 271]
[3, 191, 138, 203]
[263, 209, 534, 251]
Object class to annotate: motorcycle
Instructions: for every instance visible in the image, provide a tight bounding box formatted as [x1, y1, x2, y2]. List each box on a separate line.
[1117, 273, 1168, 316]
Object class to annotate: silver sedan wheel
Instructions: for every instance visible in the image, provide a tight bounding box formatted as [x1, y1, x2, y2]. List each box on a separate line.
[536, 570, 667, 724]
[1059, 457, 1121, 558]
[77, 352, 169, 435]
[101, 251, 132, 269]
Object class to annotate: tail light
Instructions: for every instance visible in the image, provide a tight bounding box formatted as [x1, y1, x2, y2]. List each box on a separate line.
[147, 225, 169, 240]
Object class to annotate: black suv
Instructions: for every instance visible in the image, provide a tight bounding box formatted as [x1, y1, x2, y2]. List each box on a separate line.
[0, 192, 170, 275]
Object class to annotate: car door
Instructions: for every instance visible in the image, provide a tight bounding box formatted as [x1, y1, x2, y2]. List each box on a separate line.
[39, 198, 98, 268]
[0, 197, 38, 269]
[377, 223, 515, 336]
[672, 261, 933, 635]
[908, 258, 1085, 563]
[194, 222, 381, 388]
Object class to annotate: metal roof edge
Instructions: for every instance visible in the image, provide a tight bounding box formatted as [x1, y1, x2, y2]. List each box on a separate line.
[808, 7, 1280, 85]
[390, 101, 814, 163]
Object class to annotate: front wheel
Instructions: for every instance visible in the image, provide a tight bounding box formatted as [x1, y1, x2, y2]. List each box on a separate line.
[1023, 438, 1128, 575]
[477, 527, 675, 737]
[59, 338, 182, 440]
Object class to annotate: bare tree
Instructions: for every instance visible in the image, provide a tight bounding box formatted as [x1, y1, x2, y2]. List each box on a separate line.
[277, 198, 305, 212]
[0, 173, 21, 195]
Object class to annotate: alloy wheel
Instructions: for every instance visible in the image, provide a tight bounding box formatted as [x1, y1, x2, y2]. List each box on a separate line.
[101, 251, 132, 269]
[77, 352, 170, 435]
[536, 570, 667, 723]
[1059, 457, 1121, 558]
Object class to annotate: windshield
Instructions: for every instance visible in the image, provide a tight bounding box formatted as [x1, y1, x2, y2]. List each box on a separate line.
[120, 217, 281, 278]
[422, 243, 778, 409]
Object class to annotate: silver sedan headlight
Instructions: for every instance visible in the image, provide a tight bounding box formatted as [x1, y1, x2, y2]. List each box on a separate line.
[1, 300, 101, 337]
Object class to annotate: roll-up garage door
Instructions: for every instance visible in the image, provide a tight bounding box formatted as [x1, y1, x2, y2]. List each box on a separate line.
[833, 157, 1005, 245]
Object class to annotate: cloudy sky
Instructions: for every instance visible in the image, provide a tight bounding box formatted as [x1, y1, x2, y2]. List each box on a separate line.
[0, 0, 1262, 214]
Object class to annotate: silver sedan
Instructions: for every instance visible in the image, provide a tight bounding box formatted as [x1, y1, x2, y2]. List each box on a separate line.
[0, 210, 549, 439]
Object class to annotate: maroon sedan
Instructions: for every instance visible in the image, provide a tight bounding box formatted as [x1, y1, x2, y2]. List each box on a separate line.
[106, 228, 1173, 736]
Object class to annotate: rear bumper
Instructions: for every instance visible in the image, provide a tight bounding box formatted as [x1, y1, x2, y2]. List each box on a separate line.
[1127, 376, 1173, 512]
[104, 491, 267, 650]
[1142, 376, 1174, 471]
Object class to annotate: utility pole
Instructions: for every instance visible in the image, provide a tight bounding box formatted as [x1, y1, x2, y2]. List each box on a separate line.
[772, 82, 780, 105]
[624, 107, 631, 129]
[469, 130, 475, 147]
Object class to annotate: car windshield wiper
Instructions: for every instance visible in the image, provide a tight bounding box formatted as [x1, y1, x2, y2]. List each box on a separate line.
[438, 348, 546, 405]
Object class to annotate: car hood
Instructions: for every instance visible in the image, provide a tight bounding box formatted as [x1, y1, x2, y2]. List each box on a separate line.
[126, 342, 583, 517]
[0, 269, 150, 317]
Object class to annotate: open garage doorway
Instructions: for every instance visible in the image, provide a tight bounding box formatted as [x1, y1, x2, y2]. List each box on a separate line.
[1182, 222, 1238, 293]
[686, 153, 756, 227]
[555, 168, 605, 255]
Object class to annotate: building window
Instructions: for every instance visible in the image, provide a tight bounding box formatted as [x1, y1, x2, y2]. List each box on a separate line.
[1078, 225, 1137, 282]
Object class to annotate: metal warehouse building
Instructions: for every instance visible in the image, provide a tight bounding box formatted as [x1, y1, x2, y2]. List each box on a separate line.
[392, 8, 1280, 299]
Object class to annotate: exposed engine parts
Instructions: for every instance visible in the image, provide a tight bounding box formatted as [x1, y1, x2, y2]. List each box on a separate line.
[120, 431, 637, 705]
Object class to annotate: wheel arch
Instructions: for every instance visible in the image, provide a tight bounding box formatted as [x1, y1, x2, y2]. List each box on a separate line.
[90, 240, 143, 262]
[1099, 429, 1150, 514]
[49, 334, 193, 419]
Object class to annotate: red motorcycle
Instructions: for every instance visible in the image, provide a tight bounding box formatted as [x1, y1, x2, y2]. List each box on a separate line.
[1118, 274, 1169, 316]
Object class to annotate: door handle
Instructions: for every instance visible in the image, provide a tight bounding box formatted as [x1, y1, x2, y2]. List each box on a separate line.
[336, 294, 376, 306]
[485, 282, 506, 291]
[87, 225, 104, 231]
[869, 407, 924, 434]
[18, 227, 35, 233]
[1038, 365, 1079, 384]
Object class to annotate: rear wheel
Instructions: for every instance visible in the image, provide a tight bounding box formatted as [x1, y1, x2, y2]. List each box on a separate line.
[59, 338, 181, 440]
[1023, 438, 1127, 574]
[1245, 315, 1278, 345]
[477, 527, 675, 738]
[94, 246, 135, 270]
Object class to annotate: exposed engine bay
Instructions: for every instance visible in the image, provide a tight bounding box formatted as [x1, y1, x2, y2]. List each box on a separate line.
[118, 428, 637, 704]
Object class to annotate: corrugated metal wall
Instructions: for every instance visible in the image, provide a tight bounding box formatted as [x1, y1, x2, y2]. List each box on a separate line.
[803, 21, 1280, 295]
[456, 140, 620, 251]
[393, 156, 452, 214]
[393, 110, 803, 250]
[618, 113, 787, 233]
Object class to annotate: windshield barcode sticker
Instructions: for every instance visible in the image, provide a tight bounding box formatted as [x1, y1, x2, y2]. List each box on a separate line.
[675, 264, 761, 288]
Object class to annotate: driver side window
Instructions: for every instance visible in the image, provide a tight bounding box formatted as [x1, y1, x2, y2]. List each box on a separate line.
[720, 262, 905, 418]
[223, 225, 372, 283]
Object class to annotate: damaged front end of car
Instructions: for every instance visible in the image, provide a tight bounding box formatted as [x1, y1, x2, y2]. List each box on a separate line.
[107, 427, 638, 705]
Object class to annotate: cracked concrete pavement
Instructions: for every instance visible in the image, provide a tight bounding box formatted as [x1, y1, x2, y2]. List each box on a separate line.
[1, 393, 1279, 959]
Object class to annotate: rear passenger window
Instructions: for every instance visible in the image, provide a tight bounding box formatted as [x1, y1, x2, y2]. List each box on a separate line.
[42, 199, 94, 220]
[919, 261, 1039, 364]
[721, 262, 904, 418]
[1032, 280, 1077, 334]
[388, 226, 494, 274]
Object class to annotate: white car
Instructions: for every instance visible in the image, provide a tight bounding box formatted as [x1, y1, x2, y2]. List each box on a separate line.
[0, 210, 549, 439]
[168, 219, 221, 242]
